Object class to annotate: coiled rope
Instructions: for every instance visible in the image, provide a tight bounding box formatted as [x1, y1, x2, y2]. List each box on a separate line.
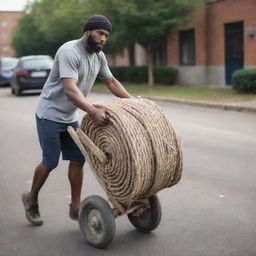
[80, 98, 183, 209]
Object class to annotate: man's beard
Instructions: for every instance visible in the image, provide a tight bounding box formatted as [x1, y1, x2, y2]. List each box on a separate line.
[87, 35, 103, 53]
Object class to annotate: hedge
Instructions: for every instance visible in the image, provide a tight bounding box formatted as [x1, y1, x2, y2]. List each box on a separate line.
[109, 66, 177, 85]
[232, 68, 256, 93]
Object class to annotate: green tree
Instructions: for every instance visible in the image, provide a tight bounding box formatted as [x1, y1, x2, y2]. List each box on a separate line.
[86, 0, 203, 86]
[12, 0, 202, 85]
[11, 12, 55, 57]
[32, 0, 90, 46]
[12, 0, 90, 57]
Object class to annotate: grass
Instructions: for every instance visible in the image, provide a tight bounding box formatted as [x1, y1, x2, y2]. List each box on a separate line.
[92, 83, 256, 103]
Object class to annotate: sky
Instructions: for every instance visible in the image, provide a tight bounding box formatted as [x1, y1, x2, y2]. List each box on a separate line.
[0, 0, 34, 11]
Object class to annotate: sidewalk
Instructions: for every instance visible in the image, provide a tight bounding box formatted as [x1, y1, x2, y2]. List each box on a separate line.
[146, 96, 256, 114]
[92, 89, 256, 114]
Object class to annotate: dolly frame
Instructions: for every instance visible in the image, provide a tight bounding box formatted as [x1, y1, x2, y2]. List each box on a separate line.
[67, 126, 150, 217]
[67, 126, 162, 248]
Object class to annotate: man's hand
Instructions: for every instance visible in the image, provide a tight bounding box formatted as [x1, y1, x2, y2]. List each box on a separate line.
[62, 78, 109, 123]
[92, 108, 109, 125]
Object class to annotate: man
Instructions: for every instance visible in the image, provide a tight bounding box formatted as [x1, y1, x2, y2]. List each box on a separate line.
[22, 14, 132, 226]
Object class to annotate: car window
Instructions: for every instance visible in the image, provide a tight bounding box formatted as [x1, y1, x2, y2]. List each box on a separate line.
[20, 58, 53, 69]
[2, 60, 19, 70]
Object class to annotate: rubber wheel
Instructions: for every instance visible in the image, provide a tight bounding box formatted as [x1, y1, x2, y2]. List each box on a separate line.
[128, 195, 162, 233]
[15, 87, 22, 96]
[79, 195, 116, 249]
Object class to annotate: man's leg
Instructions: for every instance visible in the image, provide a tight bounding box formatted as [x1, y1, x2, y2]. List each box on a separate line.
[22, 163, 54, 226]
[60, 121, 85, 220]
[22, 116, 61, 225]
[29, 115, 61, 203]
[27, 163, 54, 203]
[68, 160, 84, 209]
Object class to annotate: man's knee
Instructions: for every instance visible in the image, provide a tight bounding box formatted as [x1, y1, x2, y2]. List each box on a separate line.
[46, 165, 57, 172]
[41, 158, 59, 171]
[35, 163, 56, 174]
[69, 160, 84, 170]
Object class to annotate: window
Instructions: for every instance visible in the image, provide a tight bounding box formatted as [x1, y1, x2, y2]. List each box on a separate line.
[153, 38, 167, 66]
[20, 57, 53, 69]
[0, 20, 8, 27]
[179, 29, 195, 65]
[2, 44, 9, 51]
[1, 32, 8, 38]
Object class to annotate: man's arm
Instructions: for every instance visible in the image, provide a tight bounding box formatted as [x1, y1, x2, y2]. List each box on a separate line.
[62, 78, 108, 124]
[103, 77, 133, 98]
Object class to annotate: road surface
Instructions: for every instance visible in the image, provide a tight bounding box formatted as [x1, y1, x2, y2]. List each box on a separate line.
[0, 88, 255, 256]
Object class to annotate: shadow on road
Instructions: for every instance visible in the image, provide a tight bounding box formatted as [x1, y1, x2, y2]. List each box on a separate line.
[17, 92, 41, 97]
[34, 227, 158, 255]
[0, 87, 41, 98]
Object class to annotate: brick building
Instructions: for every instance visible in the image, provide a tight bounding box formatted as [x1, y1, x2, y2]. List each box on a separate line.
[168, 0, 256, 86]
[108, 0, 256, 86]
[0, 11, 22, 57]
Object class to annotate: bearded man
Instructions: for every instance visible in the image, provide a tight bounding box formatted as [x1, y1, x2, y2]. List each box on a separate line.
[22, 15, 132, 226]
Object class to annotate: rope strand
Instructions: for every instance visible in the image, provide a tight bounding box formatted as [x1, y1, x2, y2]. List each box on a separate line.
[80, 98, 183, 208]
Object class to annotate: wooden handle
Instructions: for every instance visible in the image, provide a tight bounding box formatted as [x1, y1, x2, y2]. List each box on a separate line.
[67, 126, 108, 164]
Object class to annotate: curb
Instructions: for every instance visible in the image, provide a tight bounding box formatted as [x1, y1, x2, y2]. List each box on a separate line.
[146, 96, 256, 114]
[91, 89, 256, 114]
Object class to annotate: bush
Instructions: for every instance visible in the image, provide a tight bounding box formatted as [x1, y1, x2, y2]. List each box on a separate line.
[109, 66, 147, 83]
[154, 66, 177, 85]
[109, 66, 177, 85]
[232, 68, 256, 93]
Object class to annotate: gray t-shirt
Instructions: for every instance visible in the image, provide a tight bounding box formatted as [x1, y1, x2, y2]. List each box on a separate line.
[36, 38, 113, 123]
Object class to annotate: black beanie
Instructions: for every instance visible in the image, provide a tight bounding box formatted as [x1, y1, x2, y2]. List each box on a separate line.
[83, 15, 112, 33]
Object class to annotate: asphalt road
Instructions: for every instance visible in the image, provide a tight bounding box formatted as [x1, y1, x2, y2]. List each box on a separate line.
[0, 88, 255, 256]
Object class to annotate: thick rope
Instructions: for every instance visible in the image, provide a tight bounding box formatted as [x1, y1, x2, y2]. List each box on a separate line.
[80, 98, 183, 208]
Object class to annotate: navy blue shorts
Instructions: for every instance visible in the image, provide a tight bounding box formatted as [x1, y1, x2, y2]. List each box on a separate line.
[36, 115, 85, 169]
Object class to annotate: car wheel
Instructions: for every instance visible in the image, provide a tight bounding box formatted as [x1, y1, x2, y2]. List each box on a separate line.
[15, 87, 22, 96]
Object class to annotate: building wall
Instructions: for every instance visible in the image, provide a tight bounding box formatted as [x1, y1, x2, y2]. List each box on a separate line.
[0, 11, 22, 57]
[107, 44, 147, 67]
[106, 48, 130, 67]
[134, 44, 147, 66]
[206, 0, 256, 66]
[167, 0, 256, 86]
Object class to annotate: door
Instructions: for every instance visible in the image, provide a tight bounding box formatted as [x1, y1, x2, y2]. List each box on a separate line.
[225, 21, 244, 85]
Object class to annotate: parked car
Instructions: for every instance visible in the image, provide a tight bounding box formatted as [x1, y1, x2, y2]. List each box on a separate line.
[11, 55, 53, 96]
[0, 57, 19, 86]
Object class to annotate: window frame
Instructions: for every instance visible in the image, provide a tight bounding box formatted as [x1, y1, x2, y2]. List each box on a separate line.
[179, 28, 196, 66]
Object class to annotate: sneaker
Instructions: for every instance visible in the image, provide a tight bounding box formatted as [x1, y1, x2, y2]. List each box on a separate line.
[21, 192, 43, 226]
[69, 204, 79, 221]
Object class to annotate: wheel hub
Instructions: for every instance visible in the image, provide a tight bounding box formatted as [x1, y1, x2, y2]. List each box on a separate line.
[88, 209, 102, 232]
[89, 215, 100, 229]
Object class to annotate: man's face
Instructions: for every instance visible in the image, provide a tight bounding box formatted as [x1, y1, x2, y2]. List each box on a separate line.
[87, 29, 110, 53]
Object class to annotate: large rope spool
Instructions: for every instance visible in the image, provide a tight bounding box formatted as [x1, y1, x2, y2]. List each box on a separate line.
[80, 97, 183, 210]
